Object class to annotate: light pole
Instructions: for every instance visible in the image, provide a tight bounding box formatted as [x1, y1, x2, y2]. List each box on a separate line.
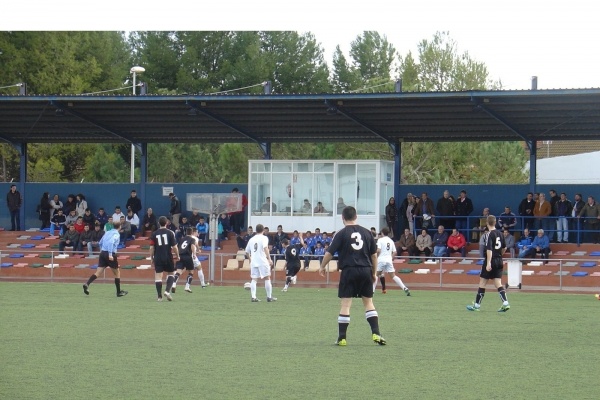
[130, 66, 145, 183]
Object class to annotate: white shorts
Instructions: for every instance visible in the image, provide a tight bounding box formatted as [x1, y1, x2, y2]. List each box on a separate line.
[376, 262, 395, 273]
[251, 264, 271, 279]
[193, 257, 201, 268]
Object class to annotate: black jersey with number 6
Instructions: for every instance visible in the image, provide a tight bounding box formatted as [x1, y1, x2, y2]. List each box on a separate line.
[178, 235, 196, 257]
[327, 225, 376, 270]
[150, 228, 176, 265]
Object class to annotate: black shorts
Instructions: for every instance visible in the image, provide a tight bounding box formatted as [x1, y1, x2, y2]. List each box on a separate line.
[155, 259, 175, 273]
[98, 251, 119, 269]
[480, 257, 504, 279]
[285, 265, 301, 277]
[338, 267, 374, 299]
[177, 255, 194, 271]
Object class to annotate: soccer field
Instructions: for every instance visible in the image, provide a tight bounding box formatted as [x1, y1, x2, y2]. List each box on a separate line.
[0, 282, 598, 400]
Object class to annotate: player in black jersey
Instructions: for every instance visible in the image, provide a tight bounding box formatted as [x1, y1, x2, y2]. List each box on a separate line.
[467, 215, 510, 312]
[150, 216, 180, 302]
[172, 227, 197, 294]
[319, 206, 386, 346]
[281, 234, 305, 292]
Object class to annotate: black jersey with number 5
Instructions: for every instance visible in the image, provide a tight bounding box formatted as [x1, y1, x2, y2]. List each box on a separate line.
[484, 229, 505, 259]
[327, 225, 376, 270]
[150, 228, 176, 265]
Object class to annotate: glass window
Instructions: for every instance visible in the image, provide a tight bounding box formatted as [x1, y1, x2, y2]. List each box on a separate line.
[272, 163, 291, 172]
[337, 164, 356, 214]
[381, 162, 394, 182]
[272, 173, 292, 214]
[357, 163, 376, 215]
[292, 173, 313, 215]
[314, 173, 334, 215]
[314, 163, 334, 173]
[293, 163, 312, 172]
[251, 172, 271, 214]
[251, 162, 271, 172]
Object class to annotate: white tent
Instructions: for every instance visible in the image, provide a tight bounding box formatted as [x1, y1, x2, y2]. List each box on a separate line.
[525, 151, 600, 184]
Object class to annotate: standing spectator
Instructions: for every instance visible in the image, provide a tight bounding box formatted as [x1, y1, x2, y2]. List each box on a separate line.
[6, 184, 21, 231]
[82, 220, 128, 298]
[126, 189, 142, 216]
[95, 208, 109, 229]
[570, 193, 585, 242]
[50, 194, 63, 220]
[554, 193, 572, 243]
[245, 224, 276, 302]
[454, 190, 474, 237]
[141, 207, 157, 236]
[75, 194, 88, 217]
[229, 188, 247, 235]
[437, 190, 455, 230]
[318, 206, 386, 346]
[518, 192, 535, 230]
[169, 192, 181, 229]
[578, 196, 600, 244]
[548, 189, 560, 217]
[416, 192, 436, 231]
[39, 192, 52, 230]
[533, 193, 552, 232]
[402, 193, 418, 234]
[63, 194, 76, 215]
[385, 197, 399, 240]
[432, 225, 449, 258]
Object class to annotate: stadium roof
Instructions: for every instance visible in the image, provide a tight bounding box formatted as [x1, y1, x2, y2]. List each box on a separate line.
[0, 89, 599, 145]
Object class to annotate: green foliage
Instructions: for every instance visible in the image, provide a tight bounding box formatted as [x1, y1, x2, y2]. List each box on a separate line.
[0, 144, 20, 182]
[84, 144, 130, 182]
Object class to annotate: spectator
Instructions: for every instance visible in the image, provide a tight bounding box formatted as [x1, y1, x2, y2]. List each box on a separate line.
[503, 229, 516, 258]
[578, 196, 600, 244]
[415, 229, 433, 258]
[95, 208, 109, 229]
[336, 197, 346, 214]
[432, 225, 449, 258]
[218, 213, 231, 241]
[321, 232, 332, 245]
[290, 230, 301, 246]
[548, 189, 560, 218]
[236, 226, 254, 250]
[65, 209, 78, 227]
[570, 193, 585, 242]
[385, 197, 399, 239]
[402, 193, 418, 234]
[126, 209, 140, 238]
[168, 192, 182, 228]
[88, 223, 105, 256]
[395, 228, 417, 258]
[6, 184, 22, 231]
[39, 192, 52, 230]
[554, 193, 572, 243]
[79, 224, 94, 256]
[274, 225, 289, 252]
[82, 208, 95, 228]
[73, 216, 86, 234]
[229, 187, 247, 235]
[447, 228, 467, 258]
[196, 216, 209, 246]
[261, 196, 277, 212]
[518, 192, 535, 230]
[141, 207, 157, 236]
[299, 239, 312, 270]
[59, 224, 80, 255]
[104, 216, 114, 232]
[516, 227, 534, 258]
[472, 208, 491, 243]
[314, 201, 327, 213]
[63, 194, 76, 216]
[455, 190, 474, 237]
[50, 194, 63, 220]
[416, 192, 436, 231]
[436, 190, 455, 230]
[76, 193, 88, 217]
[519, 229, 551, 263]
[112, 206, 125, 224]
[313, 241, 325, 260]
[189, 210, 201, 227]
[533, 193, 552, 232]
[498, 206, 517, 231]
[478, 227, 489, 258]
[118, 216, 131, 246]
[125, 189, 142, 216]
[50, 209, 67, 236]
[370, 227, 378, 238]
[176, 215, 192, 241]
[301, 199, 312, 213]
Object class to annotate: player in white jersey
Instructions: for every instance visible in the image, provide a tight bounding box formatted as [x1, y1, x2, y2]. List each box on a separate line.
[245, 224, 276, 302]
[374, 227, 411, 296]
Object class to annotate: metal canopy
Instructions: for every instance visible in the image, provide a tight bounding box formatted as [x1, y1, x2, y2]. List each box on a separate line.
[0, 89, 599, 145]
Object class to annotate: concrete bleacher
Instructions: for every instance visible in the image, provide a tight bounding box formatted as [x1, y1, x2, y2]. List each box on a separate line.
[1, 230, 599, 290]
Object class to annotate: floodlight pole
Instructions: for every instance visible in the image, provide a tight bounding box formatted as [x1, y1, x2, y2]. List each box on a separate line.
[130, 66, 145, 183]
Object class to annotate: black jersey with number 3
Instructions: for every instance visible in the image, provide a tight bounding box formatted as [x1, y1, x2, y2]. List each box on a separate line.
[327, 225, 376, 269]
[484, 229, 506, 260]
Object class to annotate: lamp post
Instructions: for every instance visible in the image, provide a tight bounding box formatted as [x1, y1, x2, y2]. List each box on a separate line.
[130, 66, 145, 183]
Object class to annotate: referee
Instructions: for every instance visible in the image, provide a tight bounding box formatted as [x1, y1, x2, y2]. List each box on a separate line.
[82, 221, 128, 297]
[319, 206, 386, 346]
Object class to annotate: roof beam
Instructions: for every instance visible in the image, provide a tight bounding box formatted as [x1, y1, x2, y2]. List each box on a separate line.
[471, 98, 531, 144]
[50, 101, 138, 146]
[325, 100, 394, 143]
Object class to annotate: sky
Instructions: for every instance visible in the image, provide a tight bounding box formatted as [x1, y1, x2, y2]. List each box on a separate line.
[4, 0, 600, 90]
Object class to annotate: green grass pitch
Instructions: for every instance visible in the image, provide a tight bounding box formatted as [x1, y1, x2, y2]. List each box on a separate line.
[0, 282, 598, 399]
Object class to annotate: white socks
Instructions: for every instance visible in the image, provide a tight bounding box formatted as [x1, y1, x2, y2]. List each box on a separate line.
[250, 280, 257, 298]
[393, 275, 406, 290]
[265, 280, 272, 298]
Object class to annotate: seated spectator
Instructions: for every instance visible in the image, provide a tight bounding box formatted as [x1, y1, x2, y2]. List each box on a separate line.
[261, 197, 277, 212]
[141, 207, 157, 236]
[301, 199, 312, 213]
[321, 232, 332, 245]
[73, 216, 86, 234]
[236, 226, 254, 250]
[196, 216, 209, 246]
[126, 209, 140, 238]
[79, 224, 94, 257]
[471, 208, 490, 243]
[337, 197, 346, 214]
[218, 213, 231, 241]
[50, 209, 67, 236]
[446, 228, 467, 258]
[395, 228, 417, 257]
[517, 228, 534, 254]
[263, 226, 275, 247]
[59, 224, 80, 255]
[82, 208, 95, 228]
[189, 210, 201, 226]
[95, 208, 108, 229]
[118, 216, 131, 246]
[112, 206, 125, 224]
[519, 229, 551, 262]
[290, 230, 301, 246]
[313, 241, 325, 260]
[87, 223, 105, 257]
[498, 206, 517, 231]
[415, 229, 432, 258]
[65, 209, 78, 227]
[299, 239, 312, 270]
[503, 229, 516, 258]
[104, 216, 114, 232]
[314, 201, 327, 213]
[432, 225, 449, 258]
[478, 227, 489, 258]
